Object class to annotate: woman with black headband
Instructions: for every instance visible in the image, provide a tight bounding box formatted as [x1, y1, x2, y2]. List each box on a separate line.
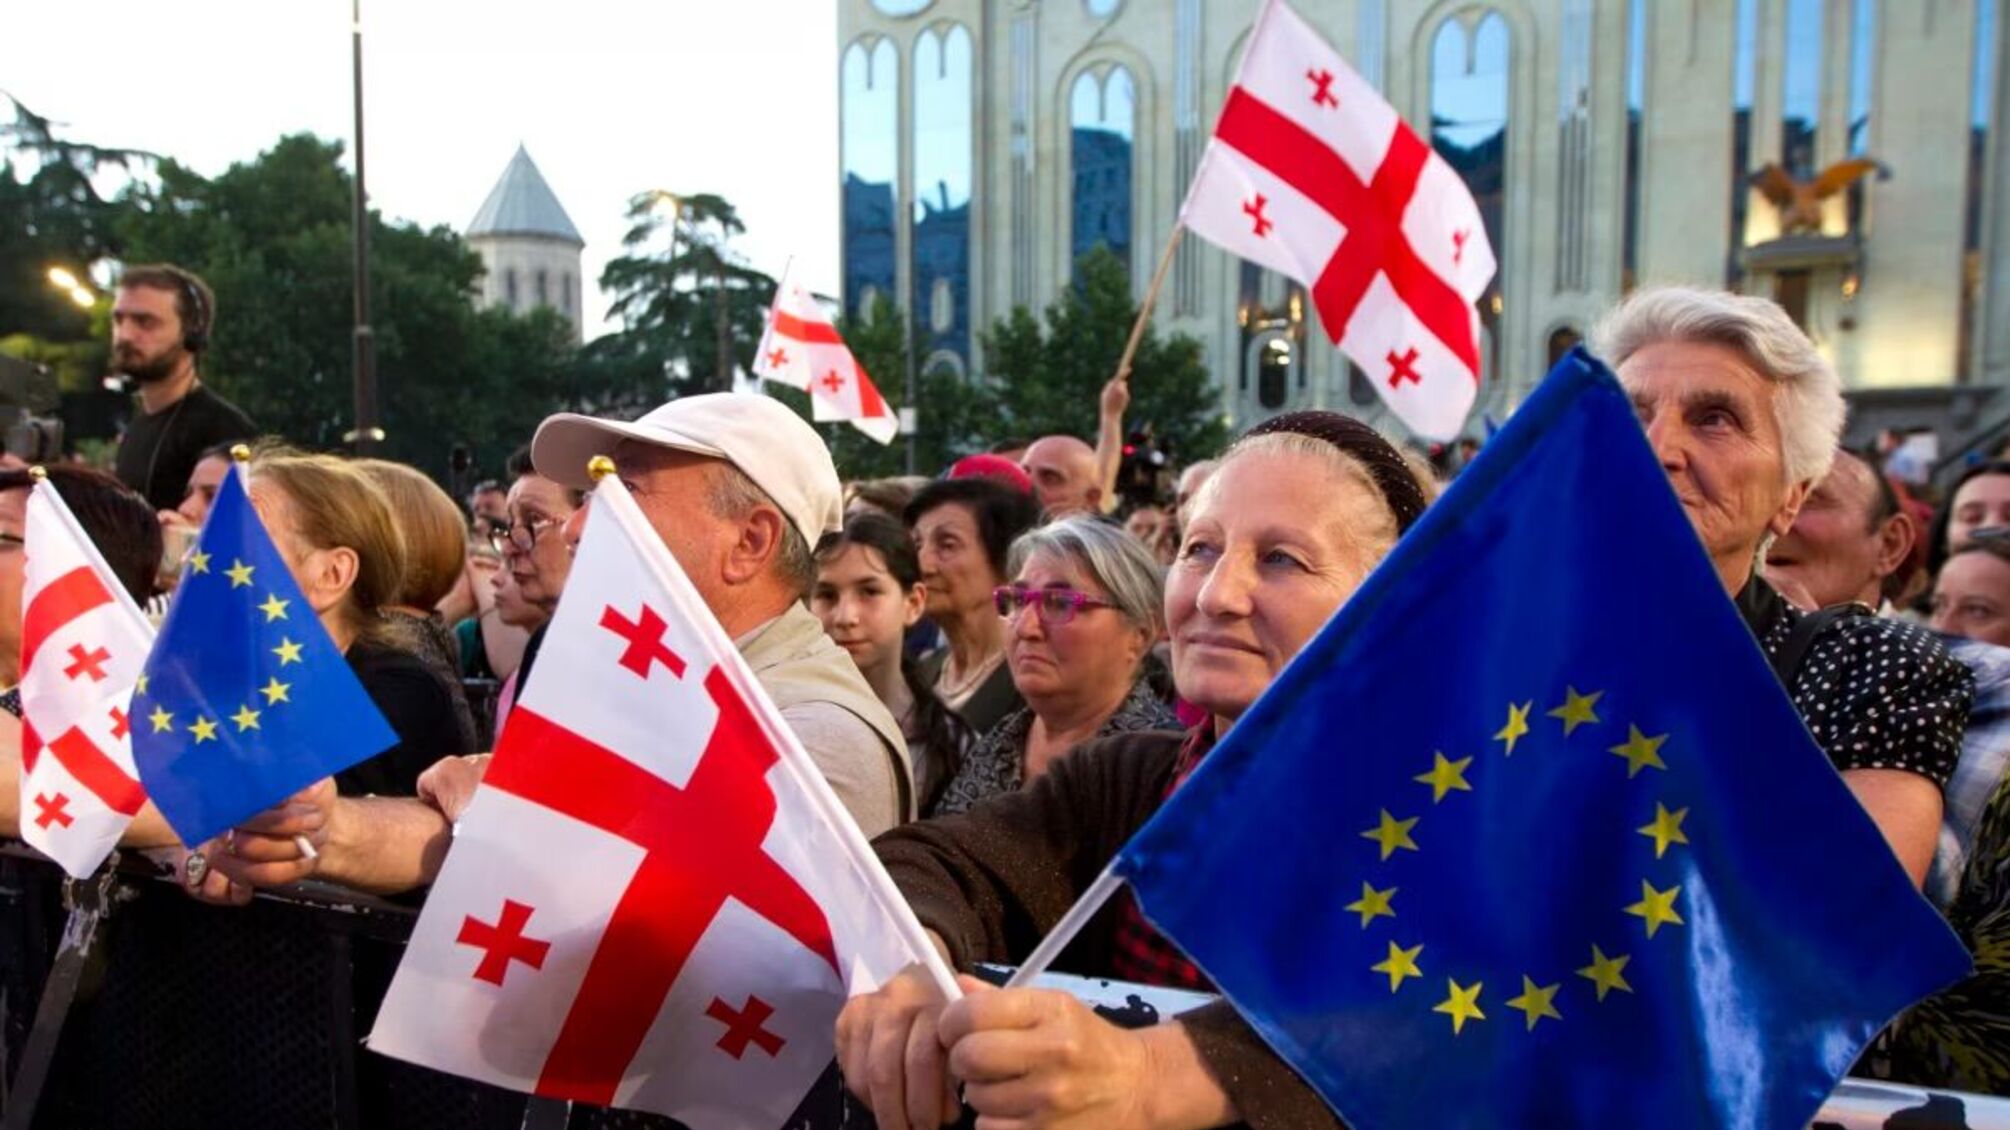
[838, 411, 1431, 1130]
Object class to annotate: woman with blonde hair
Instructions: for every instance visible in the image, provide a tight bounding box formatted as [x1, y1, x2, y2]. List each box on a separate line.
[353, 458, 480, 749]
[249, 451, 474, 796]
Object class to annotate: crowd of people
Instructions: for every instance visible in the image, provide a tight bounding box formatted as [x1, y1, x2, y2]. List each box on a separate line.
[2, 263, 2008, 1124]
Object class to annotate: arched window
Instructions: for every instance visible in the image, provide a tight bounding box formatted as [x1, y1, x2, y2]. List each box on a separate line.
[1961, 0, 1999, 378]
[1547, 326, 1583, 369]
[504, 268, 519, 309]
[913, 24, 974, 368]
[842, 38, 900, 322]
[1431, 12, 1510, 384]
[1729, 0, 1759, 284]
[562, 272, 574, 314]
[1622, 0, 1647, 289]
[1252, 334, 1293, 410]
[1069, 66, 1136, 279]
[1781, 0, 1825, 180]
[536, 269, 549, 307]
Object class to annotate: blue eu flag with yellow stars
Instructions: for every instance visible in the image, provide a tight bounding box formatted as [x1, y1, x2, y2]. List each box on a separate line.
[132, 465, 397, 846]
[1112, 349, 1971, 1130]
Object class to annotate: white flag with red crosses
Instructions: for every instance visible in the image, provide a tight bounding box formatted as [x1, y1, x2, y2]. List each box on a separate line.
[19, 478, 156, 878]
[1180, 0, 1496, 441]
[370, 474, 953, 1128]
[753, 267, 900, 445]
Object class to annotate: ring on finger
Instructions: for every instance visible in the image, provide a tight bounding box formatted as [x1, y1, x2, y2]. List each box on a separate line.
[184, 851, 209, 886]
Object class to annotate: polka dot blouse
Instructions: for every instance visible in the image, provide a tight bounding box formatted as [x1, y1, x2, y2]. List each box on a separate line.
[1740, 578, 1973, 788]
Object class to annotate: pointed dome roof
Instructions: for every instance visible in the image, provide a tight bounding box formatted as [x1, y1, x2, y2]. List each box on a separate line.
[467, 145, 583, 245]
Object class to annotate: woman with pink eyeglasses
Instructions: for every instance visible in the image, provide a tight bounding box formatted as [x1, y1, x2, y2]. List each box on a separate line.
[929, 516, 1176, 817]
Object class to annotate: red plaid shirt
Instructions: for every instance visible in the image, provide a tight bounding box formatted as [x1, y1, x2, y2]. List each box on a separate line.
[1108, 724, 1217, 991]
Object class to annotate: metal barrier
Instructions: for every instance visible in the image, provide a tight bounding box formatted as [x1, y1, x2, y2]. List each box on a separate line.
[0, 845, 2004, 1129]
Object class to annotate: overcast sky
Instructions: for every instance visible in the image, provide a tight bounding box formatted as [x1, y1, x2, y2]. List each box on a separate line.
[3, 0, 839, 341]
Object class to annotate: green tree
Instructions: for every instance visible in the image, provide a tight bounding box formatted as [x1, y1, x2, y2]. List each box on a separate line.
[113, 133, 591, 478]
[0, 94, 155, 346]
[598, 191, 775, 397]
[981, 245, 1227, 464]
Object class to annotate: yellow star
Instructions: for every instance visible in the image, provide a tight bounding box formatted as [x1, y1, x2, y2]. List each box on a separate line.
[1505, 976, 1563, 1030]
[1608, 726, 1668, 777]
[1361, 809, 1420, 860]
[1433, 978, 1486, 1034]
[148, 705, 174, 734]
[1577, 945, 1633, 1001]
[1413, 752, 1474, 803]
[257, 593, 289, 622]
[1637, 803, 1691, 859]
[1370, 940, 1423, 992]
[188, 716, 219, 743]
[1345, 882, 1397, 928]
[1546, 686, 1603, 736]
[230, 705, 261, 732]
[272, 638, 304, 666]
[225, 559, 255, 588]
[135, 673, 149, 696]
[187, 551, 210, 575]
[261, 677, 292, 705]
[1625, 880, 1685, 938]
[1493, 701, 1532, 755]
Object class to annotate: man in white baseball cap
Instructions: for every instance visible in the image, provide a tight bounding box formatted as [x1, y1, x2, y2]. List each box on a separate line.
[192, 395, 913, 905]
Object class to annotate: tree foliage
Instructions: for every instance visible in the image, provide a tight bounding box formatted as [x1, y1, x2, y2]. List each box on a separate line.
[596, 190, 775, 398]
[111, 134, 593, 478]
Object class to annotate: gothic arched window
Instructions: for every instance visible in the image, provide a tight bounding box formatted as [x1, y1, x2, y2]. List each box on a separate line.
[1069, 66, 1136, 279]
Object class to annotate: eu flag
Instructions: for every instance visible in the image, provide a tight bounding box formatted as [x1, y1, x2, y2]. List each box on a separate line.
[1112, 350, 1971, 1130]
[132, 466, 397, 846]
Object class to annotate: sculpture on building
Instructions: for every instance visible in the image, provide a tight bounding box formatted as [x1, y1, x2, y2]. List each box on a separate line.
[1749, 158, 1893, 236]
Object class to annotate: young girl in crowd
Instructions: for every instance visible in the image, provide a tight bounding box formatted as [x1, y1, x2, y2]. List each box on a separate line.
[812, 512, 970, 814]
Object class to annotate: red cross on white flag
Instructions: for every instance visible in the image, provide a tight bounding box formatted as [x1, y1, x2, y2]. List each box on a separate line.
[753, 266, 900, 445]
[369, 473, 954, 1128]
[19, 478, 156, 878]
[1179, 0, 1497, 440]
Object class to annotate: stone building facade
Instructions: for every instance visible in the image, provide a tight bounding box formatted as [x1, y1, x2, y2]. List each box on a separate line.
[838, 0, 2008, 449]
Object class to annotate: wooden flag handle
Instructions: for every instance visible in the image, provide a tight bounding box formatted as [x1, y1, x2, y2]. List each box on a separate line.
[1112, 224, 1186, 386]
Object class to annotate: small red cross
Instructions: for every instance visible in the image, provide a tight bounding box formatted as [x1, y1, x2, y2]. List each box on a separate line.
[706, 995, 786, 1059]
[599, 604, 689, 680]
[457, 899, 552, 986]
[1386, 347, 1423, 389]
[109, 705, 129, 741]
[1307, 68, 1339, 109]
[33, 792, 73, 830]
[766, 347, 788, 369]
[1452, 228, 1472, 265]
[1243, 194, 1274, 238]
[820, 370, 846, 394]
[63, 643, 111, 683]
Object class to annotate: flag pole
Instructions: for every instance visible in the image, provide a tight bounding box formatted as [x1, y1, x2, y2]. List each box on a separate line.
[1112, 224, 1185, 383]
[1002, 864, 1126, 988]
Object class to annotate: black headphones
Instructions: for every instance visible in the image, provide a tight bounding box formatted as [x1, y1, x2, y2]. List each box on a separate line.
[174, 269, 211, 353]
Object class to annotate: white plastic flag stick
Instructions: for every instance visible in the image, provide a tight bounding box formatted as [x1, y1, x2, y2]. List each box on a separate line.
[1003, 865, 1125, 989]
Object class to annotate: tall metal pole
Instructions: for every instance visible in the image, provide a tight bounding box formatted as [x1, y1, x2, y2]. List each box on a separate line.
[350, 0, 379, 455]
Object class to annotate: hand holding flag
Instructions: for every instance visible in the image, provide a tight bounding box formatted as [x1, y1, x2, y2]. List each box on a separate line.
[131, 458, 397, 848]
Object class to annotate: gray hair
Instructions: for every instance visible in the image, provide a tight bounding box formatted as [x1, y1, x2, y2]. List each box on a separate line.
[1006, 516, 1166, 636]
[1592, 286, 1844, 488]
[708, 463, 816, 596]
[1209, 431, 1435, 563]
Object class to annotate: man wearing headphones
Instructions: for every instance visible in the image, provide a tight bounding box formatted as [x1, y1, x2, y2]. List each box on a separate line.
[109, 264, 256, 512]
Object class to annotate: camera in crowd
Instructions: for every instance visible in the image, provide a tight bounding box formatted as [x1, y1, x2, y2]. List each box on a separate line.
[1115, 425, 1172, 511]
[0, 354, 66, 464]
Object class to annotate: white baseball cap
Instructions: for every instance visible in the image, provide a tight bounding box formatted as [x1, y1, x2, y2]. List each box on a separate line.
[531, 393, 844, 543]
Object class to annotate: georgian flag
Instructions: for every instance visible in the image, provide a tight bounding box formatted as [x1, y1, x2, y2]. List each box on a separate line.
[753, 267, 900, 445]
[19, 478, 155, 877]
[1180, 0, 1496, 440]
[370, 473, 954, 1128]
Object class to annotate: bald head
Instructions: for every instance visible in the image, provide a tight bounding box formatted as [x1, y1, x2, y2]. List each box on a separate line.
[1023, 435, 1101, 518]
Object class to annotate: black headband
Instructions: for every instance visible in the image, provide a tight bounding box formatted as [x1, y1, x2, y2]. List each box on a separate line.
[1242, 411, 1428, 536]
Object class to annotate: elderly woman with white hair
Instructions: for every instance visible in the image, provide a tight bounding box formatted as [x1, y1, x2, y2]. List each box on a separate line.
[1594, 286, 1972, 887]
[929, 516, 1178, 817]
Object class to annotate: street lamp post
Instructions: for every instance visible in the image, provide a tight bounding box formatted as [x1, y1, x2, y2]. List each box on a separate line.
[348, 0, 381, 454]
